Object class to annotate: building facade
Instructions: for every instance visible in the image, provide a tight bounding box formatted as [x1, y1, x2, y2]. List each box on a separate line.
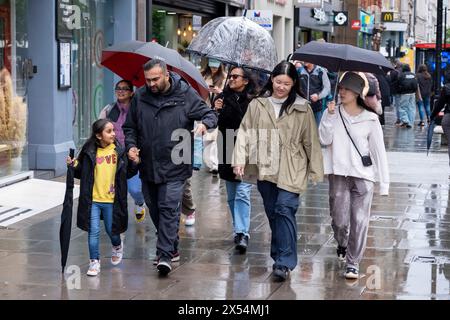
[249, 0, 293, 61]
[0, 0, 251, 182]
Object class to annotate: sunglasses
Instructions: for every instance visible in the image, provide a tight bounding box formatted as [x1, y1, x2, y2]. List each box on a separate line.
[115, 87, 132, 91]
[229, 74, 246, 80]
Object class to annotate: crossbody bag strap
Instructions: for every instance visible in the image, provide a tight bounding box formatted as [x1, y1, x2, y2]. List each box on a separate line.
[338, 106, 363, 158]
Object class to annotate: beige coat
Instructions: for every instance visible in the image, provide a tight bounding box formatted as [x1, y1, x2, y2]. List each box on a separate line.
[232, 96, 324, 194]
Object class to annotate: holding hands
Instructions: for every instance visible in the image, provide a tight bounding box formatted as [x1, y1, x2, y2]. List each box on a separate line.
[128, 147, 141, 164]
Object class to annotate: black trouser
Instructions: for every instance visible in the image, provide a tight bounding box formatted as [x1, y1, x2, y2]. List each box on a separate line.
[142, 180, 186, 259]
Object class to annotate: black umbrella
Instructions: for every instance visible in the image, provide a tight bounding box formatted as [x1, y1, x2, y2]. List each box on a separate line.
[60, 148, 75, 273]
[427, 121, 436, 156]
[291, 41, 394, 75]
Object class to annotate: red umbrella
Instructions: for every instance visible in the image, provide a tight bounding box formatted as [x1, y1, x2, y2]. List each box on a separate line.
[101, 40, 209, 100]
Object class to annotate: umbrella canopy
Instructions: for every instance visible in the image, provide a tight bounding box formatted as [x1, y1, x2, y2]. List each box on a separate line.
[427, 121, 436, 156]
[187, 16, 278, 73]
[291, 41, 394, 74]
[101, 40, 209, 100]
[60, 149, 75, 273]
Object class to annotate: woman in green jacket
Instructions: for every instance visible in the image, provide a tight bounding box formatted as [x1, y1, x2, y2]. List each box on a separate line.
[232, 61, 324, 281]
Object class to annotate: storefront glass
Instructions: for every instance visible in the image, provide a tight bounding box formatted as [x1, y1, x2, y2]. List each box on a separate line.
[0, 0, 28, 178]
[72, 0, 113, 147]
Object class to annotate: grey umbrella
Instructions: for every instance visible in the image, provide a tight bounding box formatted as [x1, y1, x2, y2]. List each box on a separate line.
[291, 41, 394, 74]
[187, 16, 278, 73]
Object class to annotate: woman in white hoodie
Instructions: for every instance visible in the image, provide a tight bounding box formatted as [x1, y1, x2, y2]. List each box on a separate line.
[319, 71, 389, 280]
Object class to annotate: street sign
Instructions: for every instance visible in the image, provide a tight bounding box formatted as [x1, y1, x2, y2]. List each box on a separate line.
[351, 20, 361, 30]
[333, 11, 348, 26]
[381, 12, 395, 22]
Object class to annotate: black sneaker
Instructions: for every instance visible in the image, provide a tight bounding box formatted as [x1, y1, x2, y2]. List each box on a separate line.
[157, 257, 172, 276]
[344, 267, 359, 279]
[234, 233, 242, 245]
[273, 266, 289, 282]
[337, 246, 346, 261]
[235, 234, 248, 254]
[153, 251, 180, 265]
[394, 120, 401, 126]
[210, 169, 219, 178]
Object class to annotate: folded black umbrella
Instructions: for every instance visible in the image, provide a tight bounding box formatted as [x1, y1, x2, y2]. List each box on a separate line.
[292, 41, 394, 74]
[60, 149, 75, 273]
[427, 121, 436, 156]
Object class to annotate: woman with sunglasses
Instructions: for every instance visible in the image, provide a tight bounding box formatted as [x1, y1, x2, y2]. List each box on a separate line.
[99, 80, 146, 223]
[214, 66, 258, 254]
[232, 61, 323, 282]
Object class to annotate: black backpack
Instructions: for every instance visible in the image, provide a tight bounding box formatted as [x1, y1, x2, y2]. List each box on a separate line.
[398, 72, 418, 94]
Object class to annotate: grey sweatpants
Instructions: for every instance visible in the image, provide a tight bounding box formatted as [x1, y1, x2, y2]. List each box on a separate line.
[328, 175, 374, 270]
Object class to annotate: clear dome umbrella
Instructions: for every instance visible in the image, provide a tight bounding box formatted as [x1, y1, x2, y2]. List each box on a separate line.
[187, 16, 278, 74]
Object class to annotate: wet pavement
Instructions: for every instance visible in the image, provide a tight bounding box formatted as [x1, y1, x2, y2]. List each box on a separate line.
[0, 106, 449, 300]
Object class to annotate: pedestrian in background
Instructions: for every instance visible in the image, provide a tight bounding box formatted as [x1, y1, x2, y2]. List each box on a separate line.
[397, 64, 419, 128]
[298, 61, 331, 126]
[201, 58, 227, 177]
[319, 72, 389, 279]
[123, 59, 217, 276]
[233, 61, 323, 281]
[416, 64, 433, 126]
[67, 119, 137, 276]
[214, 66, 257, 254]
[431, 72, 450, 166]
[99, 80, 146, 223]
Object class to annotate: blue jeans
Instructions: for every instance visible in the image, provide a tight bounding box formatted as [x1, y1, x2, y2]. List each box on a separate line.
[417, 95, 431, 122]
[225, 181, 252, 237]
[127, 173, 144, 206]
[89, 202, 121, 260]
[398, 93, 416, 125]
[257, 181, 300, 270]
[314, 110, 323, 127]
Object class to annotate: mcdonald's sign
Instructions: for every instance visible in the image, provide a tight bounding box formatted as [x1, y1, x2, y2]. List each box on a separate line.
[382, 12, 394, 22]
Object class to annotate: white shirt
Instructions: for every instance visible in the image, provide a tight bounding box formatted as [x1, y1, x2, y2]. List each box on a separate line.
[268, 96, 286, 119]
[319, 105, 390, 195]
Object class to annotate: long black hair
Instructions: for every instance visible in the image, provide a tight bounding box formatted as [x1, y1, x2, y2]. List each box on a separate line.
[78, 119, 113, 162]
[225, 66, 258, 98]
[259, 61, 306, 116]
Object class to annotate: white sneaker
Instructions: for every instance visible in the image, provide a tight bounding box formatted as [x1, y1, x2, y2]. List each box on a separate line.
[111, 242, 123, 266]
[185, 212, 196, 226]
[87, 259, 101, 276]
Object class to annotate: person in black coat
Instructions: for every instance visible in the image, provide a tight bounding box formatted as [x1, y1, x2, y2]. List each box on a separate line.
[67, 119, 137, 276]
[431, 73, 450, 165]
[123, 59, 217, 276]
[213, 66, 257, 254]
[375, 73, 391, 125]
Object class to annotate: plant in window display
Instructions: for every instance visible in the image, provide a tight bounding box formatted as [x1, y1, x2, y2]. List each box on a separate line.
[0, 68, 27, 158]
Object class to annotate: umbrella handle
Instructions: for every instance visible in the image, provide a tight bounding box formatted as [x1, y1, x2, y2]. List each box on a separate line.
[69, 148, 75, 159]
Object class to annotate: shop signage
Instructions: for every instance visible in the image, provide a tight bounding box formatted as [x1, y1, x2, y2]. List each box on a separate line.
[297, 0, 322, 7]
[311, 8, 328, 24]
[381, 12, 395, 22]
[56, 0, 81, 39]
[333, 11, 348, 26]
[360, 10, 374, 33]
[246, 10, 273, 31]
[351, 20, 361, 30]
[193, 15, 202, 31]
[268, 0, 287, 5]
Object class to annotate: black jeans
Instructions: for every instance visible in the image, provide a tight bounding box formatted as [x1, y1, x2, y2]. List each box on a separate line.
[142, 180, 186, 259]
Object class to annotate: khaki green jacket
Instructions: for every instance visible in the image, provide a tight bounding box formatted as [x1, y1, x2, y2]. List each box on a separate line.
[232, 96, 324, 194]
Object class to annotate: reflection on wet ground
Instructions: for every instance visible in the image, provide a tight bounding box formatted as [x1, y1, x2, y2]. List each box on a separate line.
[0, 107, 449, 300]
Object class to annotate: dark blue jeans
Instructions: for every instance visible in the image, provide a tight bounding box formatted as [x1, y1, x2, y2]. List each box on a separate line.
[257, 181, 300, 270]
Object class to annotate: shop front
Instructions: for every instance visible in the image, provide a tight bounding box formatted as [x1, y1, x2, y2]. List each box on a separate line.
[151, 0, 244, 68]
[0, 0, 29, 179]
[295, 2, 332, 47]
